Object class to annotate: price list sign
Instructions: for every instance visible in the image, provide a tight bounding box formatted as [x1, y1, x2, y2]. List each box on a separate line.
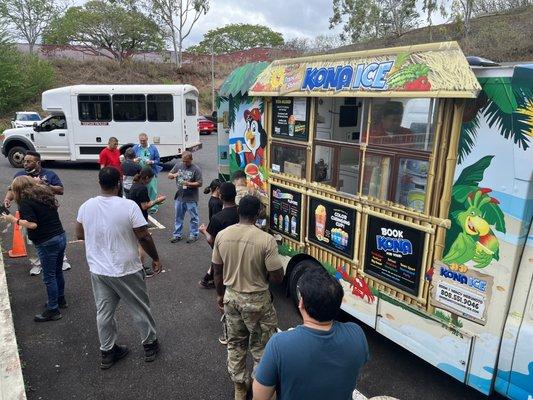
[363, 215, 425, 296]
[272, 97, 309, 141]
[270, 185, 302, 241]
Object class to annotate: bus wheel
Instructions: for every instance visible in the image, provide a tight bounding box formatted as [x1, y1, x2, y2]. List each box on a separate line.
[8, 146, 27, 168]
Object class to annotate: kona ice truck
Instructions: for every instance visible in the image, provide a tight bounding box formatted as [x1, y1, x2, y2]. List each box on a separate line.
[216, 42, 533, 399]
[1, 84, 202, 168]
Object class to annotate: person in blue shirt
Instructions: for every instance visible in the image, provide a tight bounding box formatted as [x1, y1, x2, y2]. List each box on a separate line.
[132, 133, 162, 214]
[3, 151, 70, 275]
[254, 265, 369, 400]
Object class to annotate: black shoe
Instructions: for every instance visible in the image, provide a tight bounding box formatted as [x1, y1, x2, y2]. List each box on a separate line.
[100, 344, 129, 370]
[144, 266, 155, 278]
[143, 340, 160, 362]
[169, 236, 182, 243]
[34, 308, 62, 322]
[198, 279, 215, 289]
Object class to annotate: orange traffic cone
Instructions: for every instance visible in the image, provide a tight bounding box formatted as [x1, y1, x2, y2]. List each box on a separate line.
[8, 211, 27, 258]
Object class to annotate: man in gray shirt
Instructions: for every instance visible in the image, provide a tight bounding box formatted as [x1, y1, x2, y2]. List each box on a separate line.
[168, 151, 202, 243]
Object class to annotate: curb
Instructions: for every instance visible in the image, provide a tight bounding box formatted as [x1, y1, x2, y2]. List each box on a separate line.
[0, 249, 27, 400]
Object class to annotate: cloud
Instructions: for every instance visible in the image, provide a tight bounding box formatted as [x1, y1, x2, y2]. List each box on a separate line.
[183, 0, 340, 47]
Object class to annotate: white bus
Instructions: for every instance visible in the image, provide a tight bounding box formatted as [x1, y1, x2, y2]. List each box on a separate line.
[1, 85, 202, 167]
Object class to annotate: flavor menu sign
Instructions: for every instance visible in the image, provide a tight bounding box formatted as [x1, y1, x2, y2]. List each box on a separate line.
[308, 197, 356, 259]
[272, 97, 309, 141]
[363, 215, 425, 296]
[270, 185, 302, 241]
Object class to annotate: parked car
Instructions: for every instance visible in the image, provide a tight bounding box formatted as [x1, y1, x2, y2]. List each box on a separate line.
[198, 116, 216, 135]
[11, 112, 41, 129]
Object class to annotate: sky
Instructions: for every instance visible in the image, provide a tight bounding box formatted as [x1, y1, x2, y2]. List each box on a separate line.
[183, 0, 449, 48]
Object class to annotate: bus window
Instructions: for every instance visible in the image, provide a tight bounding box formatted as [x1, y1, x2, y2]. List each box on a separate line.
[112, 94, 146, 122]
[147, 94, 173, 122]
[186, 99, 197, 116]
[78, 94, 111, 122]
[271, 141, 306, 178]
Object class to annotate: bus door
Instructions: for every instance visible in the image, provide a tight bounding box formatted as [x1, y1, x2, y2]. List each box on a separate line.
[32, 114, 70, 159]
[183, 93, 199, 151]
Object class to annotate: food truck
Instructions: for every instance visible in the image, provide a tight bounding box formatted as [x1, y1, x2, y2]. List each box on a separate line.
[216, 42, 533, 399]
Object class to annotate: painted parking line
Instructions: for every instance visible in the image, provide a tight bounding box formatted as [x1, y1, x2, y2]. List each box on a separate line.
[148, 215, 166, 230]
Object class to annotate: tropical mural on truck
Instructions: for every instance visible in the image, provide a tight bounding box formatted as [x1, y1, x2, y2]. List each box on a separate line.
[459, 74, 533, 163]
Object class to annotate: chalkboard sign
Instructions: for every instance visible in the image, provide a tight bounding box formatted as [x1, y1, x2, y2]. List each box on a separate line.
[308, 197, 356, 259]
[270, 185, 302, 241]
[363, 215, 425, 296]
[272, 97, 309, 141]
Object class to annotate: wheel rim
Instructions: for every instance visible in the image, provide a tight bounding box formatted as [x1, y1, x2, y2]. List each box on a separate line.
[12, 151, 25, 165]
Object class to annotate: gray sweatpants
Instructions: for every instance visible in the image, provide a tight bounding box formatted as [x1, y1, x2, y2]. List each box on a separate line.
[91, 270, 157, 352]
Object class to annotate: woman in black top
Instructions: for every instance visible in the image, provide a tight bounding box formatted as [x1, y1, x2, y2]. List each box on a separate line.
[204, 179, 222, 220]
[1, 176, 67, 322]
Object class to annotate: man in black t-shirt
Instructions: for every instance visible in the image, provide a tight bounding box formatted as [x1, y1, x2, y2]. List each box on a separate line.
[199, 182, 239, 288]
[128, 167, 166, 276]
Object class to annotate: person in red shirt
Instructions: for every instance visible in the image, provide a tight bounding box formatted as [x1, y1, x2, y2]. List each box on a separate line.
[368, 101, 413, 146]
[99, 137, 121, 172]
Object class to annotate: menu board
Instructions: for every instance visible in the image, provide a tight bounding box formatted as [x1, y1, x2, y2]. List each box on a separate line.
[363, 215, 425, 296]
[272, 97, 309, 141]
[308, 197, 356, 259]
[269, 185, 302, 241]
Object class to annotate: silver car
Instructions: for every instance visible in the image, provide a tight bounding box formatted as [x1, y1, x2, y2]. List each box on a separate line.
[11, 111, 41, 128]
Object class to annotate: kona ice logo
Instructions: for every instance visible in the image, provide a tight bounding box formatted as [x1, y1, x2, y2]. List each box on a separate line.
[302, 61, 394, 91]
[376, 228, 413, 255]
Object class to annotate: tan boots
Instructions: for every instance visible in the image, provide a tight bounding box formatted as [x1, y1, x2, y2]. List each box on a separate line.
[234, 382, 248, 400]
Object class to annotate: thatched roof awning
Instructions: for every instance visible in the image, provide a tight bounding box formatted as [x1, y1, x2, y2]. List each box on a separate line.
[249, 42, 480, 99]
[219, 62, 270, 98]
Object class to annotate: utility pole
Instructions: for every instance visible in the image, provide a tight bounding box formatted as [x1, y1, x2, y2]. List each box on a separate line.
[211, 40, 215, 113]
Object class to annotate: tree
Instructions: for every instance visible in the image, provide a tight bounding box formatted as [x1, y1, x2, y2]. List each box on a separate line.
[43, 1, 164, 62]
[0, 0, 66, 54]
[187, 24, 285, 55]
[148, 0, 209, 67]
[329, 0, 418, 42]
[450, 0, 477, 34]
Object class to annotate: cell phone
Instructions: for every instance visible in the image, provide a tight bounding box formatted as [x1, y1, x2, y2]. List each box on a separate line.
[0, 204, 10, 215]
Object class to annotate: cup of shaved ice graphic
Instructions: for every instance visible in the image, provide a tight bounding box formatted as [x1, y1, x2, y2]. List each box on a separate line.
[315, 205, 326, 240]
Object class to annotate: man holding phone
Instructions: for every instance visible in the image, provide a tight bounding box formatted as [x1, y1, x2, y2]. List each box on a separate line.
[3, 151, 70, 275]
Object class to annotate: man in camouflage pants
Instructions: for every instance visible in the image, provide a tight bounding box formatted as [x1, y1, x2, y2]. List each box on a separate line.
[212, 195, 284, 400]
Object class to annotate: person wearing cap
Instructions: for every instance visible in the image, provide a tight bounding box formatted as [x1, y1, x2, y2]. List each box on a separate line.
[121, 148, 142, 198]
[253, 265, 369, 400]
[204, 179, 223, 221]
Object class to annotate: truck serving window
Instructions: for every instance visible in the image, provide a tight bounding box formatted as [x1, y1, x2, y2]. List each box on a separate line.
[112, 94, 146, 122]
[186, 99, 197, 116]
[271, 141, 307, 178]
[78, 94, 111, 122]
[147, 94, 173, 122]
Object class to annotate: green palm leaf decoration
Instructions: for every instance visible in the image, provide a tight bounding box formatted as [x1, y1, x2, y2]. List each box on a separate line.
[458, 114, 479, 164]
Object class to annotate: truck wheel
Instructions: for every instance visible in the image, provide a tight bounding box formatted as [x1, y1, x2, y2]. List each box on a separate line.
[7, 146, 27, 168]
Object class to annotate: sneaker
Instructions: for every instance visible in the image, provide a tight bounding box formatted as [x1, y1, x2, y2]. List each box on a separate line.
[100, 344, 129, 370]
[143, 339, 160, 362]
[144, 266, 155, 278]
[198, 279, 215, 289]
[169, 236, 182, 243]
[34, 308, 62, 322]
[62, 261, 72, 271]
[186, 236, 199, 243]
[30, 265, 42, 276]
[218, 334, 228, 345]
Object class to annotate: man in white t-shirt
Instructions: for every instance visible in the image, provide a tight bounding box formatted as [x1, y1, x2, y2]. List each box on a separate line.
[76, 167, 162, 369]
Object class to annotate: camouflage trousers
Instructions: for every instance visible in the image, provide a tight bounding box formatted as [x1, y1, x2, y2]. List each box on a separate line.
[223, 288, 278, 384]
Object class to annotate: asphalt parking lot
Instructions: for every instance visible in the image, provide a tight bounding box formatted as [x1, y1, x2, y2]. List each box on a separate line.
[0, 133, 501, 400]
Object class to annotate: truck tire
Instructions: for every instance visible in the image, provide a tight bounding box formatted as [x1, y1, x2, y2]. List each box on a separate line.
[7, 146, 27, 168]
